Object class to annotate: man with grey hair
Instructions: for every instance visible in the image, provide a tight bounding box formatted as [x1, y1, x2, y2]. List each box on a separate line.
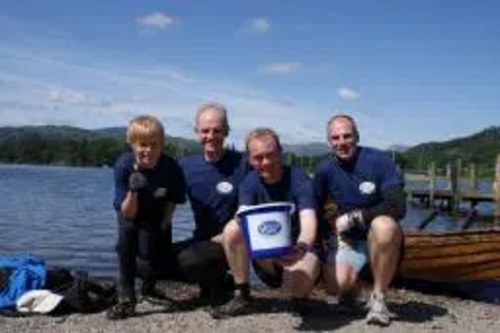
[313, 113, 406, 326]
[172, 102, 252, 306]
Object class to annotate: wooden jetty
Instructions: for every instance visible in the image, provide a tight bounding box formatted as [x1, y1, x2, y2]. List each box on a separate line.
[406, 154, 500, 222]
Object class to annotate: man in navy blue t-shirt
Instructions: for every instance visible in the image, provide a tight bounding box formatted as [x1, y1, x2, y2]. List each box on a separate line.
[109, 115, 186, 320]
[313, 114, 406, 326]
[175, 102, 251, 305]
[212, 127, 320, 318]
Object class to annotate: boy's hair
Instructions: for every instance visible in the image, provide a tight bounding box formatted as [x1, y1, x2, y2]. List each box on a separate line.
[126, 115, 165, 144]
[194, 102, 230, 136]
[245, 127, 282, 152]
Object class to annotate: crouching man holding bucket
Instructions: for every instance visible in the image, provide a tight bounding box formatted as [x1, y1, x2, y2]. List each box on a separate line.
[213, 127, 320, 318]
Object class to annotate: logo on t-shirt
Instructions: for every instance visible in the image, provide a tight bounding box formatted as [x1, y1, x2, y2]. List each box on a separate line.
[258, 220, 282, 236]
[216, 181, 234, 195]
[154, 187, 168, 198]
[359, 181, 376, 195]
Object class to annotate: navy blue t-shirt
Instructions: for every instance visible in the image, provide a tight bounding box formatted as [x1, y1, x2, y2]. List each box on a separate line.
[113, 152, 186, 226]
[180, 150, 251, 241]
[313, 146, 404, 238]
[238, 165, 316, 241]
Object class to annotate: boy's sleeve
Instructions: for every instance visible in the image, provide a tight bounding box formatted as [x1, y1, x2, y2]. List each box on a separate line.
[113, 156, 128, 211]
[167, 159, 187, 204]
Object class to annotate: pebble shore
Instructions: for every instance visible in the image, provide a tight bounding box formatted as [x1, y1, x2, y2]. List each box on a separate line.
[1, 281, 498, 333]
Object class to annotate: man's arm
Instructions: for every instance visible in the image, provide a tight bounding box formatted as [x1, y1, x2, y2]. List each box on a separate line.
[360, 186, 407, 226]
[297, 208, 318, 246]
[312, 165, 335, 239]
[294, 168, 319, 247]
[360, 153, 407, 226]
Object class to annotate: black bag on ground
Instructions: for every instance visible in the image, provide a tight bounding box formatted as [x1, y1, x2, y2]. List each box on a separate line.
[0, 268, 116, 316]
[55, 270, 117, 314]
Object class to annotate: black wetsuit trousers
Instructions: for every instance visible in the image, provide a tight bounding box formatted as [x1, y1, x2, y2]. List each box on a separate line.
[115, 218, 170, 301]
[171, 238, 231, 295]
[116, 218, 230, 300]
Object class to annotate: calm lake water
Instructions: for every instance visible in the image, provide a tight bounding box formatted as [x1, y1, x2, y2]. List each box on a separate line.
[0, 164, 498, 302]
[0, 164, 194, 278]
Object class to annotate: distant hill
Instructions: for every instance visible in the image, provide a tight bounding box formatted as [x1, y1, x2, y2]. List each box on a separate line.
[388, 144, 410, 153]
[0, 125, 330, 156]
[92, 127, 126, 139]
[0, 125, 97, 141]
[92, 126, 202, 154]
[282, 142, 330, 157]
[2, 125, 499, 176]
[400, 126, 500, 176]
[0, 125, 201, 154]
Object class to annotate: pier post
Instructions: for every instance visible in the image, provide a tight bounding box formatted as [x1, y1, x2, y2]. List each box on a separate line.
[468, 163, 478, 210]
[448, 163, 459, 213]
[453, 159, 462, 215]
[494, 155, 500, 223]
[469, 163, 477, 193]
[446, 164, 452, 190]
[428, 161, 436, 208]
[284, 153, 292, 166]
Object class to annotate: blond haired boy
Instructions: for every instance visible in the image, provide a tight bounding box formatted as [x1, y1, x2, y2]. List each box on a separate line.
[108, 115, 186, 320]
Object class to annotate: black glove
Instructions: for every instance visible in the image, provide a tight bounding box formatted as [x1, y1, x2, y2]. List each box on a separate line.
[128, 172, 148, 193]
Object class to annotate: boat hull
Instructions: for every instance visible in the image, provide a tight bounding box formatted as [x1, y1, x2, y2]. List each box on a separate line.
[399, 229, 500, 281]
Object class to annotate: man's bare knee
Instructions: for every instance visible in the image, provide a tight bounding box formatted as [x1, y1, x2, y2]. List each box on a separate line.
[223, 219, 244, 245]
[369, 216, 402, 248]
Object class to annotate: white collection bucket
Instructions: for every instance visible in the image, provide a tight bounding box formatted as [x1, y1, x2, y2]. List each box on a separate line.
[236, 202, 295, 259]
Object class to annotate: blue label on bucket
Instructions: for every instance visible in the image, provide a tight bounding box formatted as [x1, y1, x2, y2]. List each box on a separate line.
[257, 220, 282, 236]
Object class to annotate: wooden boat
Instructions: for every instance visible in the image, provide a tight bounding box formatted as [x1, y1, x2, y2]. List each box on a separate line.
[323, 199, 500, 282]
[398, 228, 500, 281]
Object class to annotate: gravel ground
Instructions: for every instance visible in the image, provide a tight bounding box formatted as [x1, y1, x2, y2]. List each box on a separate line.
[1, 281, 498, 333]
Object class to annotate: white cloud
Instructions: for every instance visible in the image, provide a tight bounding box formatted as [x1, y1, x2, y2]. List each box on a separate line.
[47, 88, 86, 104]
[261, 62, 301, 74]
[338, 87, 360, 101]
[246, 17, 271, 33]
[136, 12, 175, 29]
[131, 94, 145, 102]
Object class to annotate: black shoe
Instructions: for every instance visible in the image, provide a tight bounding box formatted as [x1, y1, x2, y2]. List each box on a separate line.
[140, 284, 179, 309]
[106, 298, 136, 320]
[141, 283, 166, 299]
[209, 294, 253, 319]
[291, 298, 310, 317]
[194, 284, 234, 308]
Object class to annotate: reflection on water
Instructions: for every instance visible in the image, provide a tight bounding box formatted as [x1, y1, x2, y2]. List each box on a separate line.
[0, 164, 498, 302]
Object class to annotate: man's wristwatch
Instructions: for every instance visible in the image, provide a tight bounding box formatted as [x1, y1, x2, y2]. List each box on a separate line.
[296, 241, 315, 254]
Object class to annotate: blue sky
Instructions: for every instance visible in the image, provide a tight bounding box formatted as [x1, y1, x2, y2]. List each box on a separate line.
[0, 0, 499, 148]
